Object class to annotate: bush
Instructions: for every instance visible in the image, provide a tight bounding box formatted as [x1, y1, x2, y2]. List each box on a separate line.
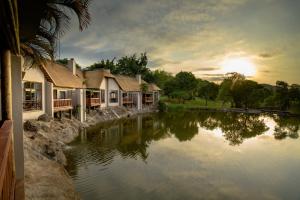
[158, 100, 167, 112]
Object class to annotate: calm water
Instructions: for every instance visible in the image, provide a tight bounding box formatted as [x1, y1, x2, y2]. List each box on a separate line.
[65, 112, 300, 200]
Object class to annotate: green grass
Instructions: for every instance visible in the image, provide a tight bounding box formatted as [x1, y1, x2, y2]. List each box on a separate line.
[162, 97, 230, 111]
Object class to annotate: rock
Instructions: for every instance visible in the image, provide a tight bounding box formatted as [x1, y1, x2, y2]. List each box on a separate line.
[24, 120, 39, 132]
[38, 113, 52, 122]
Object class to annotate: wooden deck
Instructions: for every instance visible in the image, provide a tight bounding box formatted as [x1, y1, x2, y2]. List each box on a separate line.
[0, 120, 15, 200]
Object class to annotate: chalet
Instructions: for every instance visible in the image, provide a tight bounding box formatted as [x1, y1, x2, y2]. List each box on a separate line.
[22, 65, 47, 120]
[114, 74, 161, 110]
[83, 69, 121, 109]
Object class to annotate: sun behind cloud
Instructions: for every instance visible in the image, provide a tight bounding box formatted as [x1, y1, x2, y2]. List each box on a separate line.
[221, 57, 256, 77]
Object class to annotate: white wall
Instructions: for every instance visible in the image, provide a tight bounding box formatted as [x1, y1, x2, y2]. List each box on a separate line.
[100, 78, 107, 108]
[23, 66, 46, 120]
[107, 78, 120, 107]
[45, 81, 53, 117]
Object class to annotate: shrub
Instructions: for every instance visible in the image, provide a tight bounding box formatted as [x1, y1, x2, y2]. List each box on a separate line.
[158, 100, 167, 112]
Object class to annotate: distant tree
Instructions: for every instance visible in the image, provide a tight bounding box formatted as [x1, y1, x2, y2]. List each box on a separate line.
[289, 84, 300, 102]
[174, 72, 198, 98]
[275, 81, 290, 110]
[152, 70, 174, 89]
[218, 73, 245, 107]
[164, 78, 177, 97]
[197, 79, 219, 106]
[218, 79, 233, 107]
[115, 53, 150, 76]
[85, 59, 116, 72]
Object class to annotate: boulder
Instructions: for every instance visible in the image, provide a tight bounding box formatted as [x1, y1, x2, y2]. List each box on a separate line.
[24, 120, 39, 132]
[38, 114, 52, 122]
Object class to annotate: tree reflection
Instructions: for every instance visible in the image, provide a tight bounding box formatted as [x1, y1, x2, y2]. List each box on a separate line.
[196, 112, 269, 145]
[65, 111, 300, 178]
[273, 115, 300, 140]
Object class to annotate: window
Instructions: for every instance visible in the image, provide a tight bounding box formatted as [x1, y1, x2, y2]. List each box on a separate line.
[101, 89, 105, 103]
[59, 91, 67, 99]
[23, 82, 42, 111]
[110, 90, 118, 103]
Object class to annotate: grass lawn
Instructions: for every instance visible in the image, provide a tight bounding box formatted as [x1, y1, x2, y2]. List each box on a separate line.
[161, 97, 230, 111]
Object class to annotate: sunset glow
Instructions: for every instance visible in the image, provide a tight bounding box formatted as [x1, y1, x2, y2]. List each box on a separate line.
[221, 57, 256, 77]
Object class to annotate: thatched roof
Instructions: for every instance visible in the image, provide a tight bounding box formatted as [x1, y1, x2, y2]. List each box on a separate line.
[41, 61, 84, 89]
[148, 83, 161, 91]
[83, 69, 115, 89]
[114, 75, 141, 92]
[114, 75, 161, 92]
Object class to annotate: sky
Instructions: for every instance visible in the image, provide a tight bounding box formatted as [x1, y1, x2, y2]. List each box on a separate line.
[60, 0, 300, 84]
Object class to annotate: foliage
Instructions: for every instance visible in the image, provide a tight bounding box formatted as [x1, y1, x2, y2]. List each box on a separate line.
[197, 79, 219, 106]
[84, 59, 116, 72]
[140, 83, 149, 92]
[275, 81, 290, 110]
[158, 100, 167, 112]
[56, 58, 82, 69]
[20, 0, 91, 66]
[151, 70, 173, 89]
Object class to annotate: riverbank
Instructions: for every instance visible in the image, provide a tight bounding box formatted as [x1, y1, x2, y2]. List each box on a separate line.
[24, 107, 157, 200]
[163, 98, 300, 116]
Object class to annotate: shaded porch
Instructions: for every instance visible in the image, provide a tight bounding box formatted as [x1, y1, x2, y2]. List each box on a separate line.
[86, 90, 101, 109]
[122, 92, 138, 108]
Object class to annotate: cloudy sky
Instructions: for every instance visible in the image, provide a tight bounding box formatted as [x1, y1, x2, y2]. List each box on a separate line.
[60, 0, 300, 84]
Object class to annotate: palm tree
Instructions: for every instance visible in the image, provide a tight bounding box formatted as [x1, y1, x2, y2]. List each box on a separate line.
[19, 0, 91, 65]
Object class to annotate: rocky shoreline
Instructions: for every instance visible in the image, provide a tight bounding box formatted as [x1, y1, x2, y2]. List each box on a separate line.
[24, 107, 157, 200]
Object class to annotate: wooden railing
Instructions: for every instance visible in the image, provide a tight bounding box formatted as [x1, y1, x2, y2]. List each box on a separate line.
[123, 97, 133, 104]
[54, 99, 72, 108]
[23, 100, 42, 111]
[86, 98, 100, 107]
[0, 120, 15, 200]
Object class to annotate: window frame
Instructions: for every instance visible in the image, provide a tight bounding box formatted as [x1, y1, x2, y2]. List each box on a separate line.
[109, 90, 118, 103]
[23, 81, 43, 111]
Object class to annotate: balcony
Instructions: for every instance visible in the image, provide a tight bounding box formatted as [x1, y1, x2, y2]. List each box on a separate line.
[123, 97, 133, 104]
[0, 120, 15, 200]
[53, 99, 72, 112]
[86, 98, 101, 107]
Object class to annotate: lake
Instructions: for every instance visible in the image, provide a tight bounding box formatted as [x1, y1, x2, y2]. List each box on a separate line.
[65, 111, 300, 200]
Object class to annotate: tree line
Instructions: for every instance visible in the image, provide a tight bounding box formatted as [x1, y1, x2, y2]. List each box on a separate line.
[163, 71, 300, 111]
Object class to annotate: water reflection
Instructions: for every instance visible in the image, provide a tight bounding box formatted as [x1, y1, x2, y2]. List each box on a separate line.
[65, 112, 300, 199]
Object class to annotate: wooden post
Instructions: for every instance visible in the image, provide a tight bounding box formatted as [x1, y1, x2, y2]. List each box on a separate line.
[1, 49, 13, 120]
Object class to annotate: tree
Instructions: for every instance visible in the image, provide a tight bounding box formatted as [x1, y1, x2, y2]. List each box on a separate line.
[152, 70, 173, 89]
[115, 53, 150, 76]
[275, 81, 290, 110]
[218, 73, 245, 107]
[85, 58, 116, 72]
[197, 79, 219, 106]
[174, 72, 198, 98]
[19, 0, 91, 65]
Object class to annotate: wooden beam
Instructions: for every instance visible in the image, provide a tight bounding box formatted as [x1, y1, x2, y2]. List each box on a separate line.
[1, 50, 13, 120]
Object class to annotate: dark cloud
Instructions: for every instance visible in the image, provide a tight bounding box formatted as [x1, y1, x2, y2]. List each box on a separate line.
[196, 66, 219, 71]
[258, 53, 275, 59]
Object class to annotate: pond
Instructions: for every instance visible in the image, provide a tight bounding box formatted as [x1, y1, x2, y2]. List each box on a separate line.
[65, 111, 300, 200]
